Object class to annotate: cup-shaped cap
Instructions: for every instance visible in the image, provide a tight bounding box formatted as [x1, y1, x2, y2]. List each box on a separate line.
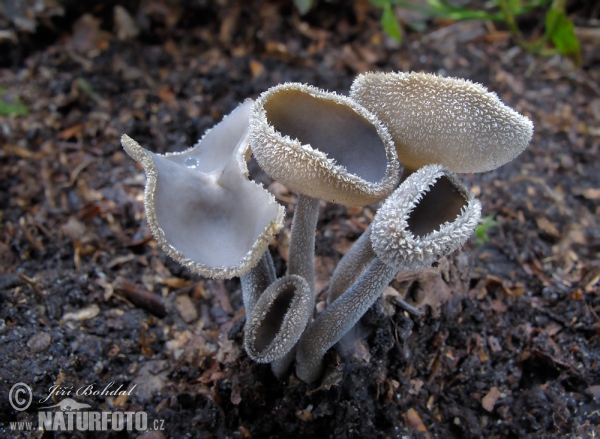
[371, 164, 481, 271]
[244, 275, 313, 363]
[350, 72, 534, 173]
[121, 100, 285, 279]
[250, 83, 401, 206]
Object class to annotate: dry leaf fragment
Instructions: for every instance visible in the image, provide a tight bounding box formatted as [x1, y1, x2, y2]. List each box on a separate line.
[161, 277, 190, 289]
[63, 304, 100, 321]
[295, 406, 313, 422]
[581, 188, 600, 200]
[535, 216, 560, 238]
[230, 384, 242, 405]
[114, 5, 140, 41]
[481, 386, 501, 412]
[174, 294, 198, 323]
[404, 408, 431, 439]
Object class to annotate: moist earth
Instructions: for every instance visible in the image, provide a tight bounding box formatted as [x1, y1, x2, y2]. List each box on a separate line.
[1, 1, 599, 438]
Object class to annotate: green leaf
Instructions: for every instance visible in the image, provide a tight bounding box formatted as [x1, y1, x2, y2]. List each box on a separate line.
[381, 4, 402, 42]
[0, 88, 29, 116]
[475, 215, 499, 245]
[294, 0, 313, 15]
[370, 0, 389, 8]
[545, 7, 581, 65]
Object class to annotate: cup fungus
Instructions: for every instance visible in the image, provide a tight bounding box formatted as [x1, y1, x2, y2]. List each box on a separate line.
[244, 274, 312, 364]
[328, 71, 533, 304]
[296, 165, 481, 383]
[121, 100, 285, 279]
[119, 72, 533, 386]
[350, 71, 534, 174]
[249, 82, 400, 294]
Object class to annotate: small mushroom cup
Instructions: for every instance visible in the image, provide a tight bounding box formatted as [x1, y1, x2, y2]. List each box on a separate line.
[250, 82, 401, 292]
[296, 165, 481, 383]
[122, 100, 284, 280]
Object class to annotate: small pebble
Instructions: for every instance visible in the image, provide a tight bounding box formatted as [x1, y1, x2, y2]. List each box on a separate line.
[27, 332, 51, 353]
[174, 294, 198, 323]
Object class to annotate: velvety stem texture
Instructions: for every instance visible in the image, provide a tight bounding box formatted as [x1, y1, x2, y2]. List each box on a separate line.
[271, 347, 295, 379]
[288, 194, 320, 294]
[240, 251, 276, 314]
[295, 258, 397, 383]
[327, 226, 376, 304]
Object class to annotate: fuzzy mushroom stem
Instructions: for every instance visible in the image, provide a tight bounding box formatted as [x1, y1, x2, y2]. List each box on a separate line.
[288, 194, 320, 294]
[296, 259, 397, 383]
[268, 194, 320, 377]
[327, 226, 375, 304]
[241, 251, 277, 314]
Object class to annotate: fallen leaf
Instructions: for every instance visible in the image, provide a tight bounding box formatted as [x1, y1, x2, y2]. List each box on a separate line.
[535, 216, 560, 238]
[482, 386, 501, 412]
[404, 408, 431, 439]
[63, 304, 100, 321]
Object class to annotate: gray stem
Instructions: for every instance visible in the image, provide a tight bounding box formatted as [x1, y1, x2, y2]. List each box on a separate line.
[241, 251, 276, 315]
[270, 194, 320, 378]
[295, 258, 397, 383]
[327, 226, 376, 304]
[271, 349, 295, 379]
[288, 193, 320, 295]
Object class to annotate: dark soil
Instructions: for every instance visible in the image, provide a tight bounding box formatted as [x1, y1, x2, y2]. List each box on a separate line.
[1, 1, 599, 438]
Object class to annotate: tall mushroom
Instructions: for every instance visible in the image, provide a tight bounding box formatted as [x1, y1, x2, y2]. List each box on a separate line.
[296, 165, 482, 383]
[121, 100, 284, 280]
[249, 82, 401, 375]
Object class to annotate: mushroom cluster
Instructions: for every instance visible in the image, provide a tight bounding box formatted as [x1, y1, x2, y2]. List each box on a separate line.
[122, 71, 533, 384]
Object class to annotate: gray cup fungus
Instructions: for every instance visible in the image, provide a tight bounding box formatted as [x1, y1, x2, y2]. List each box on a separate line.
[120, 73, 534, 385]
[371, 164, 482, 271]
[121, 100, 284, 279]
[250, 83, 400, 206]
[350, 72, 534, 174]
[296, 164, 482, 383]
[249, 82, 400, 294]
[244, 274, 312, 363]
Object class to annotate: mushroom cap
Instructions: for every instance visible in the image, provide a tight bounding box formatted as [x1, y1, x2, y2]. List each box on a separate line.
[371, 164, 482, 271]
[250, 82, 401, 206]
[121, 100, 285, 279]
[350, 71, 534, 173]
[244, 274, 313, 363]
